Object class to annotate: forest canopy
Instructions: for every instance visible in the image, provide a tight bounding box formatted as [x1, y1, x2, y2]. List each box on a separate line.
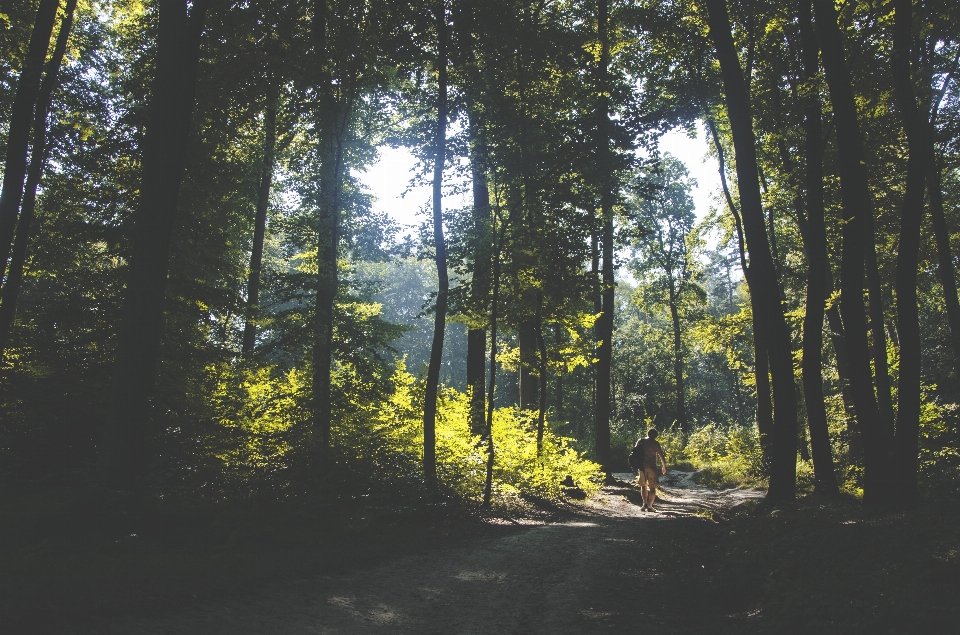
[1, 0, 959, 510]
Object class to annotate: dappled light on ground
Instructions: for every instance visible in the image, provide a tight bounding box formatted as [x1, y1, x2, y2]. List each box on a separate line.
[102, 472, 763, 635]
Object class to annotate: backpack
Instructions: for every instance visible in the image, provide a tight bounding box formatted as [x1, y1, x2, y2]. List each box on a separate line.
[628, 438, 645, 470]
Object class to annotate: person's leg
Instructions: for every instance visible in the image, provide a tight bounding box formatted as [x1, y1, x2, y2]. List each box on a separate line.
[638, 471, 650, 509]
[645, 469, 659, 509]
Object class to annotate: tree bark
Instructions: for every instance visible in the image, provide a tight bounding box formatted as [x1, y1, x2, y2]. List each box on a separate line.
[891, 0, 926, 506]
[241, 88, 278, 356]
[667, 275, 687, 432]
[555, 323, 564, 419]
[0, 0, 77, 360]
[484, 221, 506, 507]
[925, 128, 960, 375]
[423, 0, 449, 492]
[812, 0, 892, 507]
[100, 0, 209, 486]
[797, 0, 838, 495]
[0, 0, 59, 281]
[466, 113, 492, 436]
[707, 118, 774, 472]
[864, 203, 896, 437]
[592, 0, 613, 473]
[706, 0, 798, 502]
[311, 0, 350, 475]
[467, 328, 486, 433]
[518, 320, 539, 409]
[535, 293, 548, 453]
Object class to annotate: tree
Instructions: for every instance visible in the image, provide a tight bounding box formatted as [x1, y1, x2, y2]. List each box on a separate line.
[812, 0, 892, 507]
[422, 0, 449, 492]
[707, 117, 774, 468]
[593, 0, 615, 473]
[0, 0, 78, 360]
[0, 0, 59, 282]
[704, 0, 798, 502]
[100, 0, 210, 487]
[629, 154, 701, 433]
[796, 0, 838, 495]
[241, 86, 279, 356]
[890, 0, 927, 506]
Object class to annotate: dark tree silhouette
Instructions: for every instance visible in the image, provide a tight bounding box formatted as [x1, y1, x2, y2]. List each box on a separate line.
[812, 0, 892, 507]
[101, 0, 210, 486]
[705, 0, 798, 502]
[593, 0, 613, 472]
[890, 0, 927, 506]
[242, 88, 279, 356]
[466, 116, 492, 436]
[0, 0, 59, 282]
[797, 0, 838, 496]
[707, 118, 773, 468]
[0, 0, 78, 360]
[423, 0, 449, 492]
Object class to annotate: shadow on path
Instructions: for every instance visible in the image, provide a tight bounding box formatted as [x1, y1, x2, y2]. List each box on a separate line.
[98, 472, 764, 635]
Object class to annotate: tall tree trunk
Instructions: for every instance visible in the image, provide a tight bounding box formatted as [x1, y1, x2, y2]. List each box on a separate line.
[423, 0, 449, 492]
[590, 230, 600, 436]
[593, 0, 613, 473]
[242, 89, 278, 356]
[311, 129, 345, 470]
[0, 0, 59, 281]
[535, 293, 548, 453]
[310, 0, 350, 475]
[0, 0, 77, 360]
[864, 204, 896, 436]
[467, 328, 486, 433]
[100, 0, 209, 486]
[667, 276, 687, 432]
[797, 0, 838, 495]
[825, 267, 864, 462]
[925, 129, 960, 375]
[518, 320, 539, 409]
[466, 114, 492, 436]
[707, 117, 773, 470]
[595, 215, 614, 472]
[555, 324, 564, 419]
[706, 0, 798, 502]
[891, 0, 926, 506]
[484, 222, 506, 507]
[812, 0, 892, 507]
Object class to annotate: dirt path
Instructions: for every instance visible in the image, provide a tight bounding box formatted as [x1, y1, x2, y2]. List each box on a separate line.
[95, 472, 763, 635]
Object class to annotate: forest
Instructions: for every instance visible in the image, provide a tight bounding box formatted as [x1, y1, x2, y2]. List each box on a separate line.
[2, 0, 960, 631]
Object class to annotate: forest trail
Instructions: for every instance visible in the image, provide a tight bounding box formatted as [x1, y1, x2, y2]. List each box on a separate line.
[95, 472, 763, 635]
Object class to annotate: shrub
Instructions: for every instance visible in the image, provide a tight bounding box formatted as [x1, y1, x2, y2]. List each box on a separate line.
[681, 423, 766, 489]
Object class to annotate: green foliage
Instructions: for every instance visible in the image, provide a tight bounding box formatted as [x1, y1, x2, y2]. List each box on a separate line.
[918, 387, 960, 494]
[0, 0, 957, 518]
[673, 422, 766, 488]
[191, 356, 601, 505]
[653, 424, 687, 466]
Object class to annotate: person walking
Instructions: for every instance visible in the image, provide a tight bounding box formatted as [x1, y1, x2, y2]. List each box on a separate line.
[636, 428, 667, 512]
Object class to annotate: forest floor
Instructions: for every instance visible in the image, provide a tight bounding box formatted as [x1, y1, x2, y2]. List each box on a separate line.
[5, 471, 960, 634]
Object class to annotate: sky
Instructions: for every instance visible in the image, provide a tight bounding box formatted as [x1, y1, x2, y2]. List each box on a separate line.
[355, 126, 722, 234]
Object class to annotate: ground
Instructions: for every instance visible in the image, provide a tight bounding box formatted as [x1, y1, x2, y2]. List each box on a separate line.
[7, 472, 960, 634]
[89, 472, 763, 635]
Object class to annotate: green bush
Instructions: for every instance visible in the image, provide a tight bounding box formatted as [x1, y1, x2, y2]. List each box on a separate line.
[686, 423, 727, 463]
[655, 425, 688, 466]
[205, 358, 602, 506]
[679, 423, 766, 489]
